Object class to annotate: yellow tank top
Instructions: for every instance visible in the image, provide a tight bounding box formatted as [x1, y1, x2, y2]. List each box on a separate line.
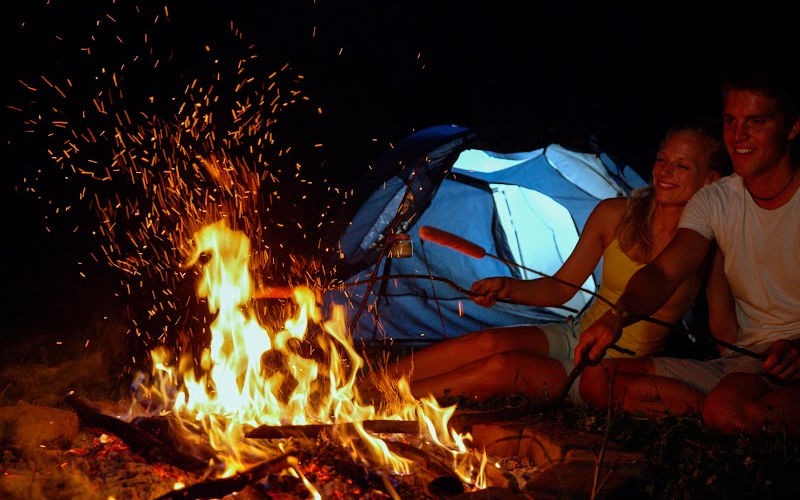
[578, 239, 702, 357]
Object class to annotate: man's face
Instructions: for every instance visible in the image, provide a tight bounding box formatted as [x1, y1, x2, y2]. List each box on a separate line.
[722, 89, 799, 179]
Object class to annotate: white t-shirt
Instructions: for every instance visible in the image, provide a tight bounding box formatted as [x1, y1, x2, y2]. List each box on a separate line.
[679, 174, 800, 349]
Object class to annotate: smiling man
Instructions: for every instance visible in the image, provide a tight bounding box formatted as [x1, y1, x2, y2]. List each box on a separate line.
[575, 67, 800, 435]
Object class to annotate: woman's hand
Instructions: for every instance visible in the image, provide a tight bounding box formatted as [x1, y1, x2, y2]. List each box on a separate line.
[470, 277, 512, 307]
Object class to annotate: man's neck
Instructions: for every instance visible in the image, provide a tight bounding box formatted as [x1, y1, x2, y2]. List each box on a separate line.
[744, 158, 799, 208]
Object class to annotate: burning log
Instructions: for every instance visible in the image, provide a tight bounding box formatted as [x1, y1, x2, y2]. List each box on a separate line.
[245, 419, 418, 439]
[154, 453, 295, 500]
[391, 440, 513, 493]
[64, 393, 210, 473]
[385, 440, 465, 496]
[130, 414, 218, 463]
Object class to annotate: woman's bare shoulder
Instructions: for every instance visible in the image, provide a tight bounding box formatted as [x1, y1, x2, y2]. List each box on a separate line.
[584, 196, 629, 244]
[592, 196, 628, 221]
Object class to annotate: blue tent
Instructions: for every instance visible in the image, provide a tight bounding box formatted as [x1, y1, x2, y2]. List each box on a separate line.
[324, 124, 647, 344]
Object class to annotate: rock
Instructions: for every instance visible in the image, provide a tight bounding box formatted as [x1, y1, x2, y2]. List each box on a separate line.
[470, 422, 526, 457]
[0, 403, 79, 453]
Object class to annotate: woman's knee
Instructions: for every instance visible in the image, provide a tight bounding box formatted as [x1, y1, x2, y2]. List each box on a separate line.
[477, 352, 519, 378]
[467, 326, 542, 354]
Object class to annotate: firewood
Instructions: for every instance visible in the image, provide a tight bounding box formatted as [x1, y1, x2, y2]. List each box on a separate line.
[245, 419, 418, 439]
[64, 393, 210, 473]
[385, 440, 465, 496]
[449, 399, 569, 433]
[155, 453, 294, 500]
[131, 414, 217, 463]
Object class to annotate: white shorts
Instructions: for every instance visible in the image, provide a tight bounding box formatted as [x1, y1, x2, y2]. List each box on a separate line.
[652, 351, 771, 395]
[538, 318, 582, 402]
[539, 316, 582, 359]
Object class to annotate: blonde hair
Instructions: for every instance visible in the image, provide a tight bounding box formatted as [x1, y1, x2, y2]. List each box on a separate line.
[617, 117, 729, 261]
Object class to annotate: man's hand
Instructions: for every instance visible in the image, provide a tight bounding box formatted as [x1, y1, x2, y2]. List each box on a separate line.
[470, 277, 511, 308]
[762, 339, 800, 383]
[574, 309, 625, 365]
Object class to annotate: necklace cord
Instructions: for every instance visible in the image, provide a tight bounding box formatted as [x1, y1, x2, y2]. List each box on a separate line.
[745, 168, 797, 201]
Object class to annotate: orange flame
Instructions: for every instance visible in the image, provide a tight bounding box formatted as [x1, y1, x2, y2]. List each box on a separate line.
[134, 220, 486, 486]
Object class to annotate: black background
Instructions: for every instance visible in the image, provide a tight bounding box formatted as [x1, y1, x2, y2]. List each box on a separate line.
[2, 0, 798, 348]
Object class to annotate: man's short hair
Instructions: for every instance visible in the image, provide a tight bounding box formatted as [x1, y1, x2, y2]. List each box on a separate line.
[721, 65, 800, 125]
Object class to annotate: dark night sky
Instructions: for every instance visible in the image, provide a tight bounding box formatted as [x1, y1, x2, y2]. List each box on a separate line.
[2, 1, 798, 343]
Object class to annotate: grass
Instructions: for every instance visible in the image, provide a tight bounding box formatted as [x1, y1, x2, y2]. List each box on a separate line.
[3, 297, 798, 499]
[603, 410, 800, 499]
[359, 339, 800, 498]
[448, 391, 800, 499]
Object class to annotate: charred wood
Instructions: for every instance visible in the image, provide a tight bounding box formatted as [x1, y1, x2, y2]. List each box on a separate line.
[130, 414, 217, 463]
[155, 453, 294, 500]
[64, 393, 209, 473]
[245, 419, 418, 439]
[385, 440, 465, 496]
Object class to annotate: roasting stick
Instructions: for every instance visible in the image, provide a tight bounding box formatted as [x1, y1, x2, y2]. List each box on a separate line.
[418, 225, 765, 362]
[251, 273, 580, 313]
[419, 226, 615, 309]
[343, 274, 579, 314]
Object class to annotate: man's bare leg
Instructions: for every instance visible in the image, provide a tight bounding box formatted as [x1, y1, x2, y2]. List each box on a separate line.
[703, 373, 800, 436]
[580, 358, 704, 416]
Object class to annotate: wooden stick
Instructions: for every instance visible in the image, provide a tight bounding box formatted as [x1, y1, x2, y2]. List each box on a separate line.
[448, 400, 570, 434]
[420, 225, 766, 360]
[246, 419, 418, 439]
[155, 453, 294, 500]
[65, 393, 210, 474]
[342, 274, 579, 313]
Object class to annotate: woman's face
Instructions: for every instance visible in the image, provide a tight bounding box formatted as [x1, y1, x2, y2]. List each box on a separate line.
[652, 130, 719, 206]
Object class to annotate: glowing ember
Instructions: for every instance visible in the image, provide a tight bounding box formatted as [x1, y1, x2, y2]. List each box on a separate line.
[132, 220, 487, 487]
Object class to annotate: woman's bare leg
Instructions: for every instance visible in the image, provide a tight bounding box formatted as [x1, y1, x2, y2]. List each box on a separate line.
[386, 325, 550, 382]
[410, 352, 567, 402]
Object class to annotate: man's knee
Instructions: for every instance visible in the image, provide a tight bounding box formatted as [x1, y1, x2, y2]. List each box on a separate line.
[702, 373, 769, 434]
[703, 396, 762, 434]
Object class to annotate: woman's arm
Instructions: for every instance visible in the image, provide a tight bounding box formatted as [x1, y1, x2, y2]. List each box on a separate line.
[471, 198, 624, 307]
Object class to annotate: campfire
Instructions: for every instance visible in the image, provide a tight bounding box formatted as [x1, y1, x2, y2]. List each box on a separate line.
[4, 5, 563, 497]
[61, 220, 497, 498]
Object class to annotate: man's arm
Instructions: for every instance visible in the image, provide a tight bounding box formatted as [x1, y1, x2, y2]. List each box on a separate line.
[574, 228, 713, 364]
[705, 249, 738, 352]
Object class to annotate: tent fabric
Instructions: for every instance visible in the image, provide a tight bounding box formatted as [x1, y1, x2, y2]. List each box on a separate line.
[324, 125, 647, 344]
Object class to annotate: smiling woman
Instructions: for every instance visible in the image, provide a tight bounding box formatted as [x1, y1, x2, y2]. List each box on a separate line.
[377, 116, 731, 403]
